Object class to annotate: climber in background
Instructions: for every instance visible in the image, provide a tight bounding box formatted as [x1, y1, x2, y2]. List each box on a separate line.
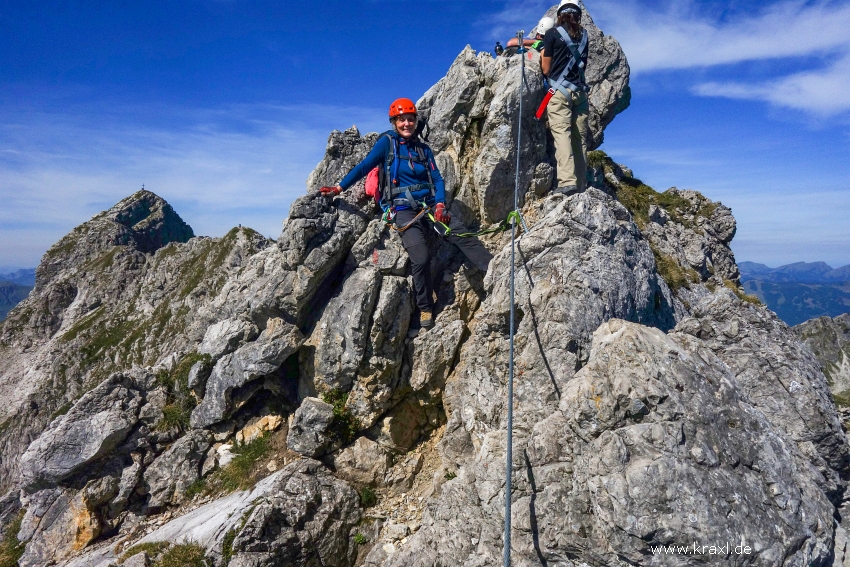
[499, 16, 555, 56]
[318, 98, 493, 333]
[540, 0, 590, 195]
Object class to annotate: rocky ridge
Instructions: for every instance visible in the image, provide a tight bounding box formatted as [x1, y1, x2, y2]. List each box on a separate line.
[1, 5, 849, 567]
[796, 314, 850, 404]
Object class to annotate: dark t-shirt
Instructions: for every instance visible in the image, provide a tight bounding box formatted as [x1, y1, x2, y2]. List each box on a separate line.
[542, 26, 588, 86]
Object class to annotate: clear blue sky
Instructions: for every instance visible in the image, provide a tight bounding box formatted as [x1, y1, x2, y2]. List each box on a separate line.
[2, 0, 848, 271]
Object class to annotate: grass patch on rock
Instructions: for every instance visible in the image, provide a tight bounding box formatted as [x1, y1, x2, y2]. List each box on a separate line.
[589, 149, 717, 232]
[0, 509, 26, 567]
[118, 541, 169, 563]
[322, 390, 360, 445]
[359, 487, 377, 508]
[154, 543, 207, 567]
[723, 279, 761, 305]
[651, 245, 700, 292]
[155, 352, 210, 433]
[192, 432, 275, 496]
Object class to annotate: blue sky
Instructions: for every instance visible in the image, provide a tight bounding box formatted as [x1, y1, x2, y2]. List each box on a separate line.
[1, 0, 848, 271]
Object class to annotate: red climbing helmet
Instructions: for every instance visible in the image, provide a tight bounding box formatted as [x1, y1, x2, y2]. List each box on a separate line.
[389, 98, 417, 119]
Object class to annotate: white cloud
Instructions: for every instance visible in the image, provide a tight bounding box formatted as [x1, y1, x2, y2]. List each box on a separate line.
[591, 0, 850, 72]
[585, 0, 850, 116]
[0, 103, 385, 267]
[694, 51, 850, 116]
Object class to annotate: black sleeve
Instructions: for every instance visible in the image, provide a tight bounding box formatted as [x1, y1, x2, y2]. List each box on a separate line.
[542, 28, 557, 58]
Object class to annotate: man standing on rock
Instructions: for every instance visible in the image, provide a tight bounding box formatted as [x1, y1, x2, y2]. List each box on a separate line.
[541, 0, 590, 195]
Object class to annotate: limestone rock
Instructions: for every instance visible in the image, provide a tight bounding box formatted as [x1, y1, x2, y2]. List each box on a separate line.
[198, 318, 259, 360]
[410, 319, 466, 392]
[20, 373, 145, 491]
[795, 313, 850, 397]
[346, 275, 413, 429]
[676, 290, 850, 498]
[333, 437, 393, 487]
[225, 459, 361, 567]
[299, 267, 381, 396]
[385, 320, 836, 566]
[18, 485, 111, 567]
[142, 429, 212, 508]
[235, 414, 283, 445]
[286, 397, 337, 458]
[348, 219, 409, 276]
[209, 191, 371, 327]
[191, 318, 304, 428]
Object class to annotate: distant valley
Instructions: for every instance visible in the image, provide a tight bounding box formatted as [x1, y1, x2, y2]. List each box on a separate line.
[740, 261, 850, 326]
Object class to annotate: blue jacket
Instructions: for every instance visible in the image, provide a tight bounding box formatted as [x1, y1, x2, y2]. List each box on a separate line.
[339, 131, 445, 210]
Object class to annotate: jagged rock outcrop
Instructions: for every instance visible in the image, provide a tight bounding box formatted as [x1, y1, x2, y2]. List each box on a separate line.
[19, 373, 146, 491]
[795, 314, 850, 399]
[1, 4, 848, 567]
[142, 429, 212, 508]
[378, 320, 836, 566]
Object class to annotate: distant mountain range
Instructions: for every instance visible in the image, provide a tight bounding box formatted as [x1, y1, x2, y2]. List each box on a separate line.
[740, 262, 850, 326]
[0, 269, 35, 320]
[739, 261, 850, 283]
[0, 268, 36, 287]
[0, 281, 33, 321]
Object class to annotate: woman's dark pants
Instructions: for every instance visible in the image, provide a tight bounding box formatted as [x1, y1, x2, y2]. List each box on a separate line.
[394, 208, 493, 314]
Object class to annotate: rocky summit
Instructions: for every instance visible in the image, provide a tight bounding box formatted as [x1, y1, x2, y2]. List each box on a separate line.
[1, 6, 849, 567]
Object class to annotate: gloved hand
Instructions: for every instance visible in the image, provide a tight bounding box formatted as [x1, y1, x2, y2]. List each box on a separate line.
[320, 185, 341, 197]
[434, 203, 451, 224]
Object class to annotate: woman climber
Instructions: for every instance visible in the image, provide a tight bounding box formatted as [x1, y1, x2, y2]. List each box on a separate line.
[319, 98, 493, 331]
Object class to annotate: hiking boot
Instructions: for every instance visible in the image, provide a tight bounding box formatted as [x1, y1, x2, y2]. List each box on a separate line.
[420, 310, 435, 329]
[553, 185, 578, 196]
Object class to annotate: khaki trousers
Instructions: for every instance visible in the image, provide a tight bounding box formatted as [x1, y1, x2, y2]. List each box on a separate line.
[547, 89, 589, 189]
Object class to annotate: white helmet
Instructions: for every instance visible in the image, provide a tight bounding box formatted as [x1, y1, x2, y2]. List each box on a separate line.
[537, 16, 555, 35]
[557, 0, 582, 15]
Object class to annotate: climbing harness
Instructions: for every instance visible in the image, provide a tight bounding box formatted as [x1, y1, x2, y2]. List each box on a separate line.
[382, 201, 523, 238]
[534, 27, 588, 121]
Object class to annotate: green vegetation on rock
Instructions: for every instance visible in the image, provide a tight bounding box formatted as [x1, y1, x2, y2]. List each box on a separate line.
[651, 245, 699, 292]
[359, 487, 377, 508]
[191, 432, 273, 496]
[589, 150, 716, 232]
[322, 389, 360, 445]
[0, 509, 25, 567]
[156, 352, 210, 433]
[118, 542, 169, 564]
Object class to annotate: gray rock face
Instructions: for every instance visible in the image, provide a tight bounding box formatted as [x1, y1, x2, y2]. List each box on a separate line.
[795, 313, 850, 397]
[333, 437, 393, 487]
[3, 6, 850, 567]
[0, 222, 267, 494]
[346, 275, 413, 429]
[286, 397, 337, 458]
[34, 190, 194, 292]
[191, 318, 304, 429]
[210, 191, 371, 327]
[142, 429, 212, 508]
[225, 460, 361, 567]
[386, 320, 836, 566]
[676, 291, 850, 499]
[198, 318, 259, 360]
[17, 483, 115, 567]
[300, 267, 381, 396]
[20, 373, 145, 491]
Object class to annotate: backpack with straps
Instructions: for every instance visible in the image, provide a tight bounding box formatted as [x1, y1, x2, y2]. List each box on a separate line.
[364, 129, 436, 211]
